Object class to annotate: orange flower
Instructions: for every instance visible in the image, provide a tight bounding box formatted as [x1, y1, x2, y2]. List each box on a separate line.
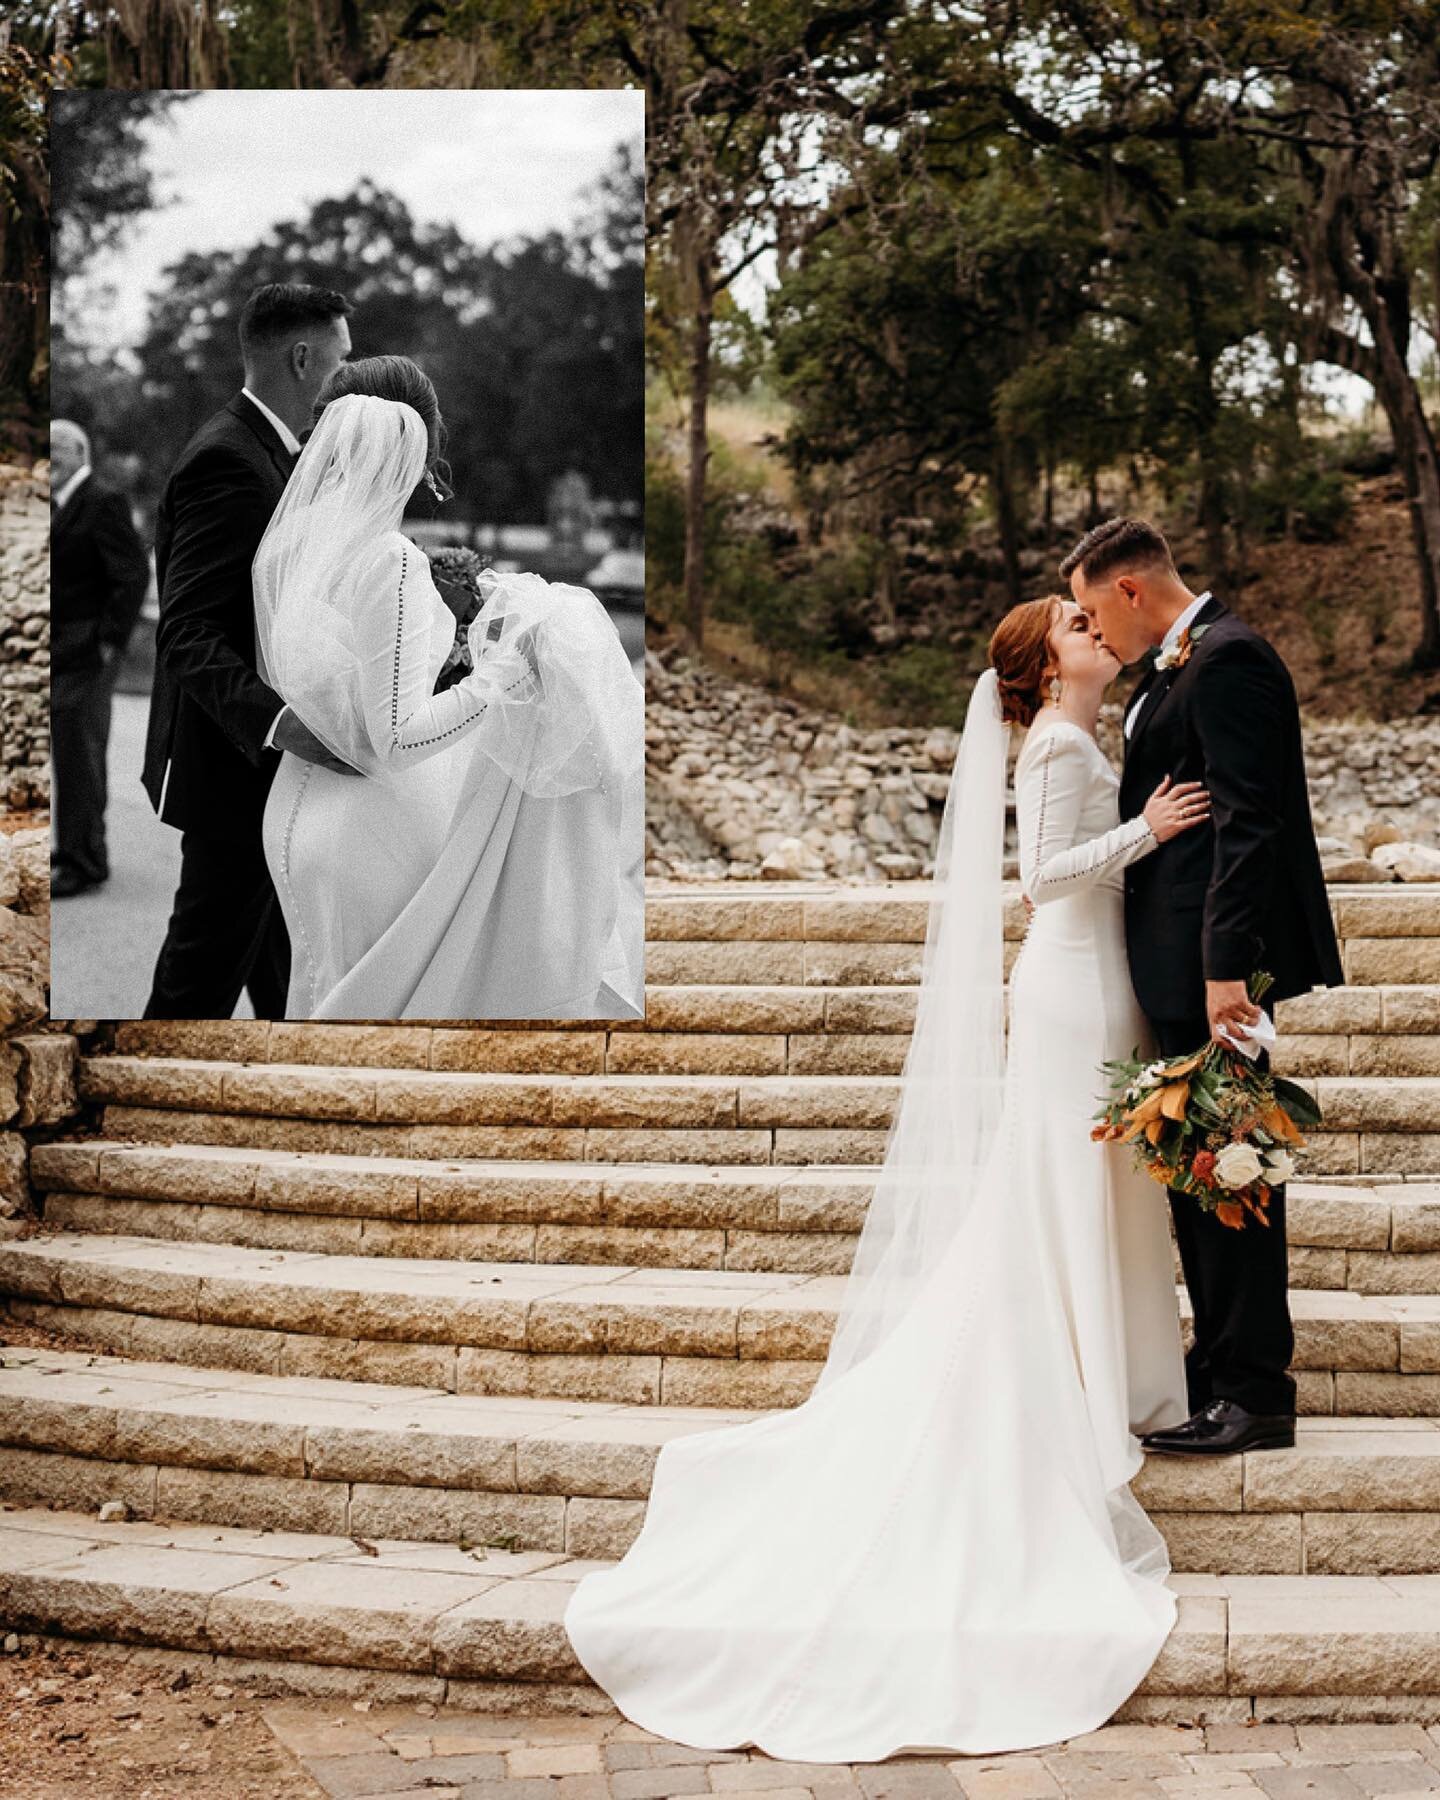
[1261, 1104, 1303, 1146]
[1215, 1200, 1246, 1229]
[1160, 1081, 1190, 1122]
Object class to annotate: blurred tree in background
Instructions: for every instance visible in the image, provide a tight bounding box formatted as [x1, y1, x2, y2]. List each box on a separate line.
[51, 151, 642, 530]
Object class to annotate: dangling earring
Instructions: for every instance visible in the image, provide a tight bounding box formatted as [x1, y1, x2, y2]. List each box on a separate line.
[424, 469, 444, 502]
[1048, 674, 1062, 706]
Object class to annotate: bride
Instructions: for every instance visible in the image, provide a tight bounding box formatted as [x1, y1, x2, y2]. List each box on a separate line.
[563, 595, 1212, 1760]
[252, 356, 643, 1021]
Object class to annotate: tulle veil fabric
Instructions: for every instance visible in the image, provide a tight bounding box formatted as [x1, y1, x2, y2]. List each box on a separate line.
[816, 666, 1009, 1391]
[562, 667, 1184, 1759]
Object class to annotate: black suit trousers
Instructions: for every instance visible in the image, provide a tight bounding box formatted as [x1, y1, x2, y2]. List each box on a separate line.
[144, 830, 290, 1020]
[51, 660, 118, 883]
[1151, 1012, 1297, 1419]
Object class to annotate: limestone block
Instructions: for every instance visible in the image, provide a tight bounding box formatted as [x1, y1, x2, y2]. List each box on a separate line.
[1156, 1512, 1302, 1575]
[563, 1497, 644, 1559]
[0, 1130, 24, 1216]
[1363, 1134, 1440, 1177]
[1277, 990, 1383, 1033]
[209, 1557, 493, 1671]
[1350, 1037, 1440, 1078]
[1382, 988, 1440, 1032]
[155, 1465, 348, 1535]
[431, 1576, 586, 1681]
[1303, 1513, 1440, 1575]
[429, 1029, 605, 1076]
[645, 941, 806, 985]
[605, 1033, 787, 1077]
[1274, 1037, 1350, 1078]
[724, 1230, 854, 1275]
[1138, 1596, 1227, 1694]
[1348, 940, 1440, 985]
[657, 1354, 818, 1410]
[12, 1034, 78, 1128]
[584, 1127, 772, 1165]
[534, 1222, 725, 1270]
[1227, 1587, 1440, 1695]
[457, 1347, 661, 1407]
[347, 1483, 566, 1550]
[551, 1078, 735, 1130]
[0, 1446, 157, 1516]
[1391, 1190, 1440, 1252]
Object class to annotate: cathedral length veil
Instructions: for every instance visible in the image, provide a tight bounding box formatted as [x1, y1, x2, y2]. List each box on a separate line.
[563, 666, 1180, 1761]
[815, 666, 1009, 1390]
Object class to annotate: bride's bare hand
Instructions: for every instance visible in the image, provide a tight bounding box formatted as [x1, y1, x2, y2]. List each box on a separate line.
[1144, 775, 1210, 843]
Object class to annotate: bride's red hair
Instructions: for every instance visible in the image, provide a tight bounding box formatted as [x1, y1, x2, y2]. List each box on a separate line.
[988, 596, 1063, 727]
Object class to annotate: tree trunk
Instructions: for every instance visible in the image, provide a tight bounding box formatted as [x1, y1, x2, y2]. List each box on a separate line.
[1377, 361, 1440, 670]
[683, 240, 714, 650]
[990, 449, 1022, 606]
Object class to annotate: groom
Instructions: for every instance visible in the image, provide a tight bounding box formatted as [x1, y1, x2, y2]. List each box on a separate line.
[141, 283, 359, 1018]
[1064, 517, 1343, 1457]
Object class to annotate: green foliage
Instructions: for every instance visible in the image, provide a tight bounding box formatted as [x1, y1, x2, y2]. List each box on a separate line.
[873, 646, 968, 731]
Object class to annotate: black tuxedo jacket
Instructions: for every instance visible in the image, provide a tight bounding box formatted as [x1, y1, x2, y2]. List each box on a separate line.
[1118, 595, 1343, 1023]
[141, 394, 295, 834]
[51, 477, 151, 676]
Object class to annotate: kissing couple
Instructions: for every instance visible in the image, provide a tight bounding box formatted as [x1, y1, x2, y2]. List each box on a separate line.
[562, 519, 1345, 1760]
[141, 282, 642, 1022]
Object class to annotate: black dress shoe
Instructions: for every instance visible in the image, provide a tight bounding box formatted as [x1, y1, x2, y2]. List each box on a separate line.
[1141, 1397, 1295, 1457]
[51, 867, 105, 899]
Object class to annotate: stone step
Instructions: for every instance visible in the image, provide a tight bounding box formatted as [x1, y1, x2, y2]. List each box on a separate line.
[7, 1232, 1440, 1416]
[9, 1499, 1440, 1719]
[10, 1344, 1440, 1577]
[75, 1058, 1440, 1178]
[105, 988, 1440, 1082]
[643, 883, 1440, 952]
[27, 1143, 1440, 1293]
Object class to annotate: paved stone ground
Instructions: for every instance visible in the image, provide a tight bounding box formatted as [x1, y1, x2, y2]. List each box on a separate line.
[261, 1710, 1440, 1800]
[47, 691, 183, 1022]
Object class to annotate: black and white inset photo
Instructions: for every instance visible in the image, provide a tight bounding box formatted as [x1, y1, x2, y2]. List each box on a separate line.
[49, 88, 644, 1023]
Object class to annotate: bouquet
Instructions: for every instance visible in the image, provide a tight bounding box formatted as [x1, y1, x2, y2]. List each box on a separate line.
[1092, 972, 1322, 1230]
[428, 544, 490, 632]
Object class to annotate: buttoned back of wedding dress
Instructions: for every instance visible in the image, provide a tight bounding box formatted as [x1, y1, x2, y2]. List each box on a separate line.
[560, 708, 1189, 1763]
[259, 527, 643, 1020]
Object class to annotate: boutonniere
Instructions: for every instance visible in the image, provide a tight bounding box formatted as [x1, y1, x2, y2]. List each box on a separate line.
[1154, 620, 1213, 673]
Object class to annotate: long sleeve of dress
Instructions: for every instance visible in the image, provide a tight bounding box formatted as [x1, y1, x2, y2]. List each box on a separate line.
[1016, 727, 1157, 906]
[362, 538, 539, 770]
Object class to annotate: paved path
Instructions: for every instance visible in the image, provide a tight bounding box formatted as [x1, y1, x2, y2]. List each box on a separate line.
[48, 691, 183, 1022]
[261, 1711, 1440, 1800]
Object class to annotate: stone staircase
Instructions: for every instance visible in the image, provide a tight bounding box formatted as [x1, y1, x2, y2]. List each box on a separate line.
[8, 880, 1440, 1722]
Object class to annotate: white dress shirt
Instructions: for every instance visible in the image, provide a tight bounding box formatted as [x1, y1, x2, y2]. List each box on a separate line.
[241, 386, 302, 458]
[240, 389, 302, 749]
[54, 463, 92, 512]
[1124, 590, 1212, 740]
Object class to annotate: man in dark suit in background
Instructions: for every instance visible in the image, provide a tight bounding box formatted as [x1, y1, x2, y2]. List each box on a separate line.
[50, 420, 151, 898]
[141, 283, 359, 1019]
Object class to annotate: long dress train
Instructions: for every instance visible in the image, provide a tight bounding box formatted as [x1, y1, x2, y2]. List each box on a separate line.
[561, 712, 1188, 1762]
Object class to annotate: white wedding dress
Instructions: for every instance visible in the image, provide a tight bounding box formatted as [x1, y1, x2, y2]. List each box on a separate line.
[252, 394, 643, 1021]
[563, 690, 1189, 1762]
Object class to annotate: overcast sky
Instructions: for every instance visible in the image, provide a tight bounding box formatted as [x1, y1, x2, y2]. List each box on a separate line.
[67, 88, 642, 351]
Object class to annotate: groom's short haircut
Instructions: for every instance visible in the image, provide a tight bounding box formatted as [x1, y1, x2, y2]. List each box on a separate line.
[239, 283, 353, 354]
[1059, 517, 1175, 584]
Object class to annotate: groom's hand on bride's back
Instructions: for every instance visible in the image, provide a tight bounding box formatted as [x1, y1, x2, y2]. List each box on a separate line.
[272, 708, 363, 776]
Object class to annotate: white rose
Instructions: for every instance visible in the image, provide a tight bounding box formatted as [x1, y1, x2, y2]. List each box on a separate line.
[1214, 1142, 1264, 1189]
[1263, 1149, 1296, 1186]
